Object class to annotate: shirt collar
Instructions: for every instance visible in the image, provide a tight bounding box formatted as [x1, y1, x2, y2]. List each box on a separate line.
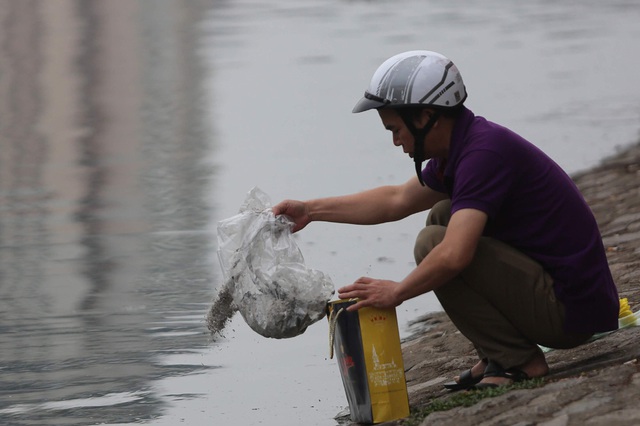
[444, 106, 475, 176]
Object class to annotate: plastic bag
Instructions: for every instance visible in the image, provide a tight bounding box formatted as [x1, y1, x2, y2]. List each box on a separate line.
[212, 187, 335, 339]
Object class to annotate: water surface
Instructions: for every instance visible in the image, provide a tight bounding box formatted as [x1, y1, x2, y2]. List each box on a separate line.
[1, 0, 639, 425]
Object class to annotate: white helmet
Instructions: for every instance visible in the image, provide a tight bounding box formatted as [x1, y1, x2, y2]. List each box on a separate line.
[352, 50, 467, 113]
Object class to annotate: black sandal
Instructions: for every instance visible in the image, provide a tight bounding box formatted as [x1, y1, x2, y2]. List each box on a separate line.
[443, 359, 487, 391]
[473, 360, 529, 390]
[443, 369, 483, 391]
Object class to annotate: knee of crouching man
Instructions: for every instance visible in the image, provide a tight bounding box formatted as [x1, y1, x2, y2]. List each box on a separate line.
[414, 225, 446, 265]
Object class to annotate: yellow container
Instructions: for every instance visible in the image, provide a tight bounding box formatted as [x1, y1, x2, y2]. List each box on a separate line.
[327, 299, 410, 424]
[618, 298, 637, 327]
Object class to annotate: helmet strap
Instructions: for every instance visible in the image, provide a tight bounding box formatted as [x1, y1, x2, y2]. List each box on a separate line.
[399, 110, 441, 186]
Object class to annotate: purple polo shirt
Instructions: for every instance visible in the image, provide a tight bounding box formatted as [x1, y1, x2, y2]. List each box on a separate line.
[423, 107, 619, 334]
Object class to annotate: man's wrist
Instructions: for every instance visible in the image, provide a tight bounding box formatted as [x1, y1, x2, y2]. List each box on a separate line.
[392, 282, 405, 307]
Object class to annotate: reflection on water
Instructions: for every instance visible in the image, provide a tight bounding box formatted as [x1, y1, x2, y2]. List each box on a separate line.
[0, 1, 215, 424]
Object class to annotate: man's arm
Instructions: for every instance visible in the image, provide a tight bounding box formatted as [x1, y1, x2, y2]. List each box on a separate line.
[272, 176, 448, 232]
[338, 208, 488, 310]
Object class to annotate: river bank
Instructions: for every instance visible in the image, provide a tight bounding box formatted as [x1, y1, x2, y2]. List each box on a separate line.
[382, 141, 640, 425]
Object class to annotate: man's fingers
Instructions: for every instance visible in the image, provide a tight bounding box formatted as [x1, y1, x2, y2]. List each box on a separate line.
[338, 279, 373, 293]
[337, 289, 361, 300]
[346, 299, 370, 312]
[337, 283, 363, 294]
[338, 285, 373, 302]
[337, 277, 390, 311]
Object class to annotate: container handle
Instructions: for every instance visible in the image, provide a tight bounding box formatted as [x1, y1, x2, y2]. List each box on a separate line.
[328, 306, 345, 359]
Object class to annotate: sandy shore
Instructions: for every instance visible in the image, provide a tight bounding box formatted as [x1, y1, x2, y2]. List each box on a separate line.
[378, 141, 640, 425]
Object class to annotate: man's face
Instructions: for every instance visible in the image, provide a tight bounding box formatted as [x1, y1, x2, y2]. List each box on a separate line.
[378, 108, 443, 160]
[378, 109, 417, 158]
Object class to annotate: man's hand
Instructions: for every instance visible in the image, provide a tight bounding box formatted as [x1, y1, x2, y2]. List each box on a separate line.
[337, 277, 402, 311]
[272, 200, 311, 233]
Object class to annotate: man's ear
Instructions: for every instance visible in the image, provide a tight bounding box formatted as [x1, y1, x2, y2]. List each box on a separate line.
[415, 108, 435, 128]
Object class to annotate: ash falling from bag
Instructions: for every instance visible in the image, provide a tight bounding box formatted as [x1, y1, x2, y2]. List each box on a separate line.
[206, 280, 237, 338]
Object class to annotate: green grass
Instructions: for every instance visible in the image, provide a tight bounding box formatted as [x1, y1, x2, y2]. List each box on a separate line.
[402, 378, 545, 426]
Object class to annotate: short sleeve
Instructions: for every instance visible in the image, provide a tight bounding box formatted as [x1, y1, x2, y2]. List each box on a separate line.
[422, 158, 447, 193]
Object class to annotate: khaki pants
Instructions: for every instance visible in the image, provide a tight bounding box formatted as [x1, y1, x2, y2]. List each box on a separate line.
[414, 200, 592, 368]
